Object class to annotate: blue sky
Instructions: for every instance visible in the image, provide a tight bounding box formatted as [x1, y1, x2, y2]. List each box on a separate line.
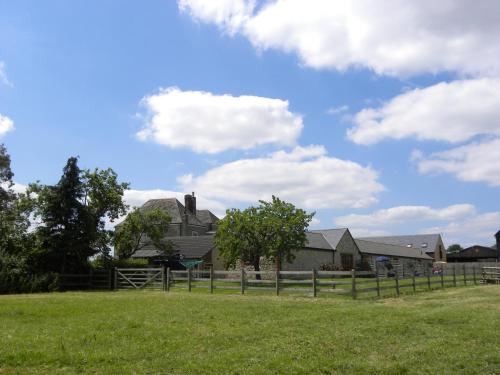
[1, 0, 499, 246]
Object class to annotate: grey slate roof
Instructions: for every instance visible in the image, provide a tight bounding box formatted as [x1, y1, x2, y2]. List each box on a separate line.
[355, 239, 433, 260]
[141, 198, 204, 226]
[305, 232, 333, 250]
[196, 209, 219, 224]
[358, 234, 441, 252]
[132, 235, 215, 259]
[310, 228, 348, 249]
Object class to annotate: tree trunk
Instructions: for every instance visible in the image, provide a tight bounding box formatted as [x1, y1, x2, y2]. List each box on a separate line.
[253, 258, 261, 280]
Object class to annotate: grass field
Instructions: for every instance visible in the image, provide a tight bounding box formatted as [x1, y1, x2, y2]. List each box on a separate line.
[1, 286, 499, 374]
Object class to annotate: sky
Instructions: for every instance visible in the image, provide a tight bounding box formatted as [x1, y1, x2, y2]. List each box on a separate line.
[1, 0, 499, 247]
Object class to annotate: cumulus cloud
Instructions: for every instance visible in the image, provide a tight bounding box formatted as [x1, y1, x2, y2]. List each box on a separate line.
[414, 138, 500, 187]
[0, 114, 14, 138]
[335, 204, 476, 228]
[137, 87, 303, 153]
[179, 0, 500, 77]
[337, 203, 499, 247]
[347, 78, 500, 145]
[178, 145, 384, 209]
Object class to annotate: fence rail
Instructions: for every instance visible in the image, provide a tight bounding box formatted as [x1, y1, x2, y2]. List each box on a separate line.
[59, 264, 495, 298]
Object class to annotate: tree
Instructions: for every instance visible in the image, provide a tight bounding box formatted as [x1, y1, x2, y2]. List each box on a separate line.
[31, 157, 129, 273]
[215, 206, 266, 276]
[215, 196, 314, 274]
[114, 207, 172, 259]
[447, 244, 463, 254]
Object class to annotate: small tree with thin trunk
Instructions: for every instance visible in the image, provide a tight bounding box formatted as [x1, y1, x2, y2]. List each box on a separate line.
[114, 207, 172, 259]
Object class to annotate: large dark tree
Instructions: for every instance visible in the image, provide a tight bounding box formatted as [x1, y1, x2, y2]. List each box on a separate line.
[31, 157, 129, 273]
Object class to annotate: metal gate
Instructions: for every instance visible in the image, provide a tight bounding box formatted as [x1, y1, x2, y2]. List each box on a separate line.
[115, 268, 164, 290]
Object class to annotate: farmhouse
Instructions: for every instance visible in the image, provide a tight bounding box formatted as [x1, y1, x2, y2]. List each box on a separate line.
[447, 230, 500, 263]
[358, 234, 447, 262]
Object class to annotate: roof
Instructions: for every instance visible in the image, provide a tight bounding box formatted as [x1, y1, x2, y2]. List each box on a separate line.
[358, 234, 442, 252]
[132, 235, 215, 259]
[355, 239, 433, 260]
[305, 232, 333, 250]
[196, 209, 219, 224]
[447, 245, 498, 260]
[310, 228, 348, 249]
[140, 198, 204, 226]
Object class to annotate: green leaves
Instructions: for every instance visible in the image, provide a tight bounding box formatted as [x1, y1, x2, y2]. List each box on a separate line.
[114, 207, 172, 259]
[215, 196, 314, 270]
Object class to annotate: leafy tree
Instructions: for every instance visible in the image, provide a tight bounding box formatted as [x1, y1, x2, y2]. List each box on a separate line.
[31, 157, 129, 273]
[215, 196, 314, 274]
[215, 206, 266, 276]
[447, 244, 463, 254]
[114, 207, 172, 259]
[258, 196, 314, 270]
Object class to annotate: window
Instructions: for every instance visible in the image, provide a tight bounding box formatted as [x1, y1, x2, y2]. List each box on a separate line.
[340, 254, 353, 270]
[421, 243, 428, 248]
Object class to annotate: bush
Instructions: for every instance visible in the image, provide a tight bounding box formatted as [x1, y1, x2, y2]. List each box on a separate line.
[90, 256, 148, 269]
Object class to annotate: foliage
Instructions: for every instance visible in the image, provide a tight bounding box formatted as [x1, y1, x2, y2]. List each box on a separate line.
[91, 256, 148, 269]
[29, 157, 129, 274]
[0, 287, 499, 374]
[114, 207, 172, 259]
[447, 243, 463, 254]
[215, 196, 314, 272]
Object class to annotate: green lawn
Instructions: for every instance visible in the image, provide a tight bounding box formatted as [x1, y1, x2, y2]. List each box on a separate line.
[1, 286, 499, 374]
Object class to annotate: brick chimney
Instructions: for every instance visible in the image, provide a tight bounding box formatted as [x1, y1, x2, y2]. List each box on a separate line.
[184, 192, 196, 215]
[495, 230, 500, 261]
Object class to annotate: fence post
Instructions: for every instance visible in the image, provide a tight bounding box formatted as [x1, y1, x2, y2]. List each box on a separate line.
[108, 268, 113, 290]
[427, 268, 431, 290]
[473, 266, 477, 285]
[463, 264, 467, 286]
[440, 268, 444, 288]
[241, 268, 245, 295]
[188, 268, 192, 292]
[166, 267, 171, 292]
[412, 271, 416, 293]
[351, 269, 357, 299]
[395, 269, 400, 297]
[312, 269, 317, 297]
[375, 263, 380, 297]
[114, 267, 118, 291]
[161, 265, 166, 291]
[275, 269, 280, 296]
[89, 268, 93, 289]
[453, 265, 457, 287]
[209, 266, 213, 294]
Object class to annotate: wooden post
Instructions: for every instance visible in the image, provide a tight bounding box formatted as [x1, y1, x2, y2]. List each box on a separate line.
[375, 263, 380, 297]
[440, 268, 444, 288]
[209, 266, 213, 294]
[473, 266, 477, 285]
[275, 268, 280, 296]
[463, 264, 467, 286]
[427, 268, 431, 290]
[89, 268, 93, 289]
[412, 272, 416, 293]
[351, 269, 357, 299]
[312, 269, 317, 297]
[162, 265, 166, 291]
[166, 267, 171, 292]
[114, 267, 118, 291]
[395, 269, 400, 297]
[240, 268, 245, 295]
[453, 265, 457, 287]
[187, 268, 192, 292]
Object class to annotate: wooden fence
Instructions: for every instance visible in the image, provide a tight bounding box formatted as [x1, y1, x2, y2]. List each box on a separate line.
[59, 264, 494, 298]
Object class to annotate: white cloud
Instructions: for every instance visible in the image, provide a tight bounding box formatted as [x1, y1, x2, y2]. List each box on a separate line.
[336, 203, 500, 247]
[414, 138, 500, 187]
[335, 204, 476, 228]
[180, 0, 500, 77]
[0, 114, 14, 138]
[424, 212, 500, 247]
[326, 105, 349, 115]
[0, 61, 11, 86]
[178, 145, 384, 209]
[347, 78, 500, 145]
[137, 87, 303, 153]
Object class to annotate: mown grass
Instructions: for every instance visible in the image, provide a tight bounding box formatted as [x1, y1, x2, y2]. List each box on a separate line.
[0, 286, 499, 374]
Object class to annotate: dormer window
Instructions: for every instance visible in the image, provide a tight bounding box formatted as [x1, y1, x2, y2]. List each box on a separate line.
[406, 244, 412, 248]
[421, 243, 428, 248]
